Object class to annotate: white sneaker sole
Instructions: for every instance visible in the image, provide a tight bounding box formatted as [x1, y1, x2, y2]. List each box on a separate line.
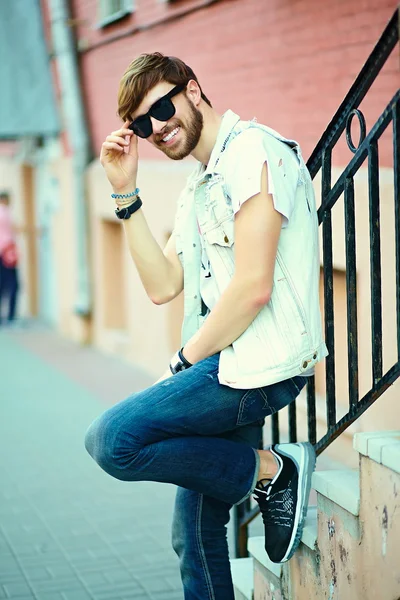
[273, 442, 316, 562]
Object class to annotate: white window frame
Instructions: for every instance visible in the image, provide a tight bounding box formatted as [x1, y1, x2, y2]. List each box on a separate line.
[97, 0, 134, 28]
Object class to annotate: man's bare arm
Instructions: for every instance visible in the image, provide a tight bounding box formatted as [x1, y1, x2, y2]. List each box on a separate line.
[182, 163, 282, 364]
[100, 123, 183, 304]
[122, 215, 183, 304]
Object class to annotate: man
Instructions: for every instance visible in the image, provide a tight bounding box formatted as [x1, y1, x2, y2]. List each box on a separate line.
[85, 53, 328, 599]
[0, 191, 19, 326]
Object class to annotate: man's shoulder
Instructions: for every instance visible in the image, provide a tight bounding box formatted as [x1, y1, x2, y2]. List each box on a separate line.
[225, 122, 287, 159]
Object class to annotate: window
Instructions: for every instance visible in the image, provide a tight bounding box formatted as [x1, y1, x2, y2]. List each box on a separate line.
[97, 0, 134, 28]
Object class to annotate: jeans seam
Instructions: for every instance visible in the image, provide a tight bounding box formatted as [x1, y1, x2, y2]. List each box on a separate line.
[196, 494, 216, 600]
[257, 388, 276, 415]
[236, 390, 255, 425]
[290, 377, 302, 395]
[234, 447, 260, 505]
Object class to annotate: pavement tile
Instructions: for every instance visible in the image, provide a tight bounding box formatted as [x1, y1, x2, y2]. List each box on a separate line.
[20, 566, 51, 582]
[45, 564, 76, 578]
[79, 571, 109, 588]
[2, 582, 33, 598]
[72, 557, 123, 574]
[147, 592, 183, 600]
[34, 593, 64, 600]
[0, 331, 189, 600]
[61, 592, 93, 600]
[17, 553, 67, 568]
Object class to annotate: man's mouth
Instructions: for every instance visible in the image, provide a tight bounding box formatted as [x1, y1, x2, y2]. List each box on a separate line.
[161, 126, 180, 144]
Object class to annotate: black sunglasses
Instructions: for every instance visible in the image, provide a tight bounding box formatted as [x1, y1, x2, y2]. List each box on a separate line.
[128, 83, 187, 139]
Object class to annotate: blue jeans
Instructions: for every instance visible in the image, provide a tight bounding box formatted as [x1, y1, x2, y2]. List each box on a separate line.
[85, 353, 306, 599]
[0, 258, 19, 323]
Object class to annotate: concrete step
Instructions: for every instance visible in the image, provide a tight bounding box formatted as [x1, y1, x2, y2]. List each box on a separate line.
[231, 557, 253, 600]
[312, 469, 360, 516]
[247, 503, 317, 574]
[353, 430, 400, 473]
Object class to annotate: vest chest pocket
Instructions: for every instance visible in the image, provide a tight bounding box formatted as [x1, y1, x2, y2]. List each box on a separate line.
[204, 219, 235, 247]
[205, 178, 232, 225]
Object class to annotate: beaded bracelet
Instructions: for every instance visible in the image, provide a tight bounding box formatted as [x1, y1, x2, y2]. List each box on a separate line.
[115, 198, 138, 208]
[111, 187, 140, 200]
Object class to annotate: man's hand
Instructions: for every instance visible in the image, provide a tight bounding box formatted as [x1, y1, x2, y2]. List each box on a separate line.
[154, 368, 173, 385]
[100, 121, 139, 194]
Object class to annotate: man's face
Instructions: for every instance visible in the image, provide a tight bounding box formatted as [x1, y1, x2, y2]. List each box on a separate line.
[131, 81, 203, 160]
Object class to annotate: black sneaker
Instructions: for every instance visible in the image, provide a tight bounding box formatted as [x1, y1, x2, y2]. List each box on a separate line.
[253, 442, 316, 563]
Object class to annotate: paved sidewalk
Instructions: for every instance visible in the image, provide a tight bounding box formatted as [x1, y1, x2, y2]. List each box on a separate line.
[0, 328, 184, 600]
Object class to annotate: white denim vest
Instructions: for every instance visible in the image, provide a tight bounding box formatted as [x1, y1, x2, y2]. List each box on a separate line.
[174, 110, 328, 389]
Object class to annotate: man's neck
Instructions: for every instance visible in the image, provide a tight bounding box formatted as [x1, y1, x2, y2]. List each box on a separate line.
[191, 108, 223, 166]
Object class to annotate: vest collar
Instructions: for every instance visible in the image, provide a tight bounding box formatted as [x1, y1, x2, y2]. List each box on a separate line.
[204, 110, 241, 176]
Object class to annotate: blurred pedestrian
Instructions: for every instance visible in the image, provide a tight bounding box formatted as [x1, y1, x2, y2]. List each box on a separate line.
[0, 191, 19, 325]
[85, 53, 328, 599]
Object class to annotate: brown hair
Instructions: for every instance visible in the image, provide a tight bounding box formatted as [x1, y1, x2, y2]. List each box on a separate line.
[117, 52, 212, 122]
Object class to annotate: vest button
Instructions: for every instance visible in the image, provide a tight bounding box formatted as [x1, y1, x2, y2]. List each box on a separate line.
[313, 353, 317, 359]
[224, 235, 229, 243]
[302, 361, 308, 368]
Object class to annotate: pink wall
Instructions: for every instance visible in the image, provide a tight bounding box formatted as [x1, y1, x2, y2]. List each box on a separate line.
[61, 0, 399, 165]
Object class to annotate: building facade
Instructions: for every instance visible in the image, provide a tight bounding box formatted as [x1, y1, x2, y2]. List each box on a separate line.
[0, 0, 398, 463]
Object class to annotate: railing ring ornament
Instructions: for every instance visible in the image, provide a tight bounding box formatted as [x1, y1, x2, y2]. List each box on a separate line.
[345, 109, 367, 153]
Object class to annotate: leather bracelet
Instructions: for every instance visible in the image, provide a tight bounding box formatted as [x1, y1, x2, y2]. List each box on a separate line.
[169, 348, 193, 374]
[115, 197, 142, 220]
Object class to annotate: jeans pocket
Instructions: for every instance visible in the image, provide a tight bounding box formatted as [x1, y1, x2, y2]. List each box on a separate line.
[236, 377, 308, 427]
[236, 389, 276, 427]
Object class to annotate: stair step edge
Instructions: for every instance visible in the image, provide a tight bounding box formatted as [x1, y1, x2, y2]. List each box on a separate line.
[302, 505, 318, 550]
[312, 470, 360, 516]
[248, 536, 282, 577]
[248, 503, 317, 573]
[230, 557, 253, 600]
[353, 431, 400, 475]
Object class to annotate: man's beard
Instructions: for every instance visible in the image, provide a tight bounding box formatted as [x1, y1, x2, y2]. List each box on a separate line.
[156, 98, 203, 160]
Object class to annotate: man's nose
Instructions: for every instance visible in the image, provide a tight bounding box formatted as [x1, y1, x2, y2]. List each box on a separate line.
[150, 116, 167, 136]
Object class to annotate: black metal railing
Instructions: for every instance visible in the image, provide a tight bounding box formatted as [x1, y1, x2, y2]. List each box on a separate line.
[234, 9, 400, 558]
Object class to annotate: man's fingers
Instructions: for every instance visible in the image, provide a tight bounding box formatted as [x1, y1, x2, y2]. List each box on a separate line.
[106, 135, 129, 145]
[126, 132, 138, 156]
[102, 142, 125, 152]
[111, 127, 133, 137]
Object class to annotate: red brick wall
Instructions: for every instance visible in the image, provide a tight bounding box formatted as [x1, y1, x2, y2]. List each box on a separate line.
[51, 0, 399, 166]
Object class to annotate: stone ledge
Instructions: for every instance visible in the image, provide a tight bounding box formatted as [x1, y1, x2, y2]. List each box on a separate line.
[302, 505, 318, 550]
[353, 431, 400, 474]
[231, 557, 253, 600]
[248, 536, 282, 578]
[247, 504, 317, 575]
[312, 470, 360, 516]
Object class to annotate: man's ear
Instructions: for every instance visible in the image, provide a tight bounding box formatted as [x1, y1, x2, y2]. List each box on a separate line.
[186, 79, 202, 106]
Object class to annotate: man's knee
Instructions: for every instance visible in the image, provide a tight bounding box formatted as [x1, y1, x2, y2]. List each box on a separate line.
[84, 412, 138, 481]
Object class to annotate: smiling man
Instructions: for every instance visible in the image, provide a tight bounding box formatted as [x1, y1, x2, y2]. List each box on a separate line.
[85, 52, 328, 600]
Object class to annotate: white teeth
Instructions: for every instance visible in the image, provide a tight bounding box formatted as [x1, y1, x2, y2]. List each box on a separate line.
[162, 127, 179, 142]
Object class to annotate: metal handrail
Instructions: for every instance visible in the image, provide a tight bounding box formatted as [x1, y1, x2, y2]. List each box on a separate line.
[234, 8, 400, 558]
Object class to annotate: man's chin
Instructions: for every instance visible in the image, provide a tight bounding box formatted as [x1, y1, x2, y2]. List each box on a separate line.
[161, 145, 191, 161]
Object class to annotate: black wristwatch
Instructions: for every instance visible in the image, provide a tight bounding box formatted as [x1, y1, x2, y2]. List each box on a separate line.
[115, 197, 142, 220]
[169, 348, 193, 374]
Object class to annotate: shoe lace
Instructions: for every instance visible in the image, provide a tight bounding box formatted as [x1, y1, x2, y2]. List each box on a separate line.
[253, 483, 295, 527]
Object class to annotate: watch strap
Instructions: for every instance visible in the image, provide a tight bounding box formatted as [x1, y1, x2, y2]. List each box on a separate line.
[169, 348, 193, 374]
[115, 196, 142, 219]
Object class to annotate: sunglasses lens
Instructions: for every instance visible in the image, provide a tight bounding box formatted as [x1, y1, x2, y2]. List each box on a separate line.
[129, 91, 179, 139]
[151, 97, 176, 122]
[129, 117, 152, 139]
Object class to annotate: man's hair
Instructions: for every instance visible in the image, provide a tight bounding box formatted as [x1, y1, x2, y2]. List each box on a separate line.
[117, 52, 212, 122]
